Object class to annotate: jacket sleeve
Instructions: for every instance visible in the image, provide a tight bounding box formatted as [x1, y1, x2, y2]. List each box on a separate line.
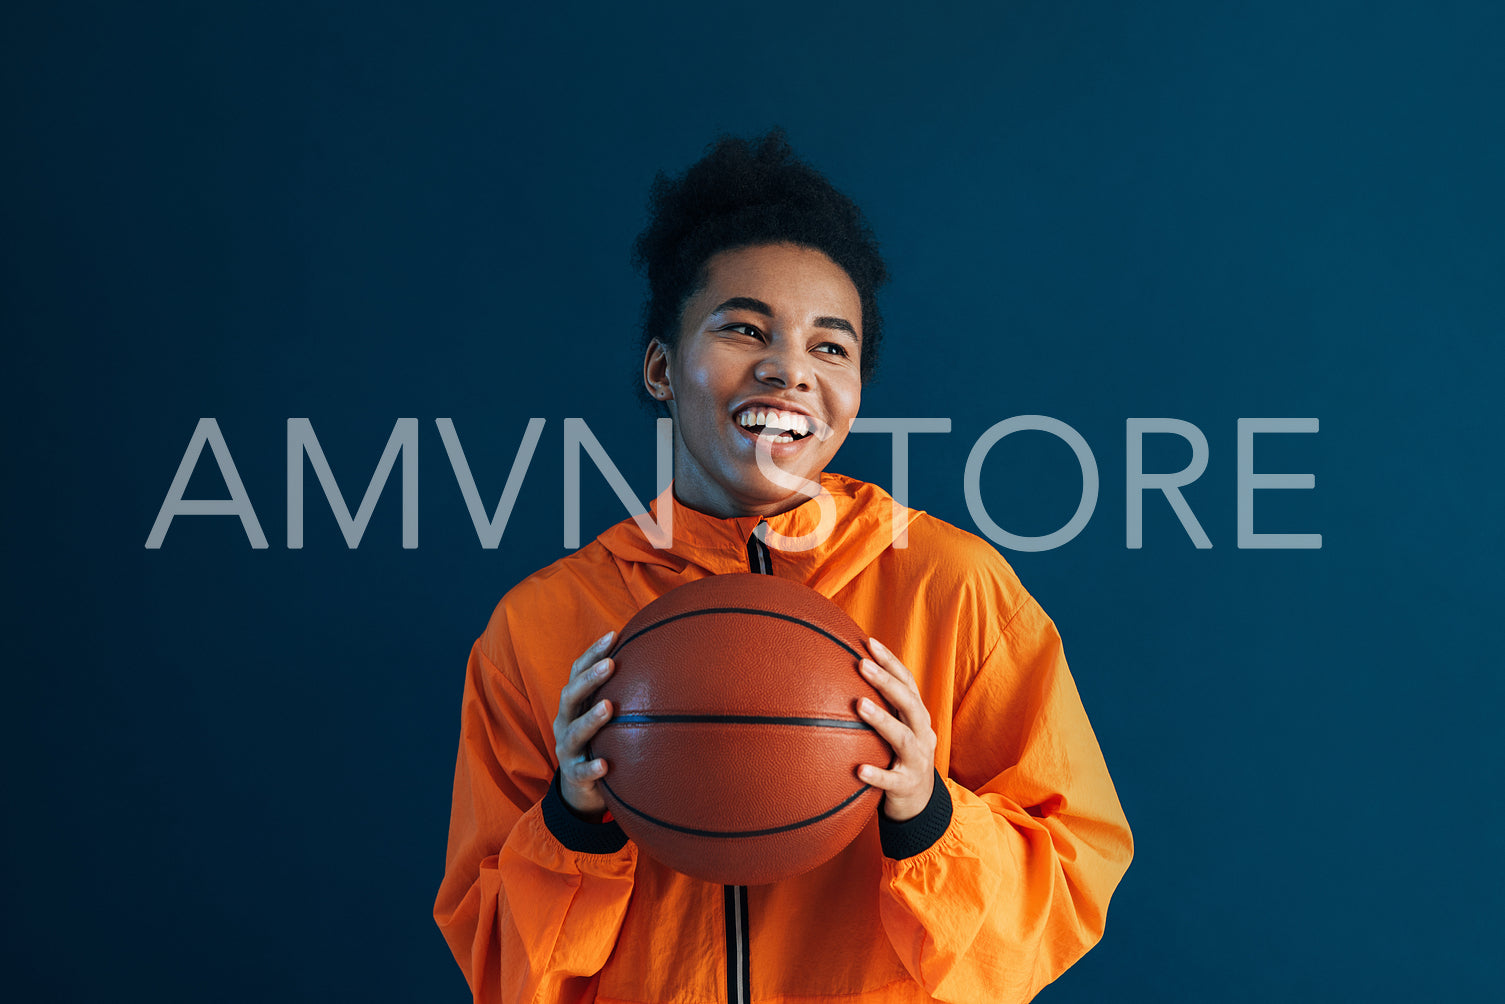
[876, 592, 1134, 1004]
[433, 623, 639, 1004]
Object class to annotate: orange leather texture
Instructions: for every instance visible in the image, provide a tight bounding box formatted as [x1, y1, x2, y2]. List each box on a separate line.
[434, 473, 1134, 1003]
[592, 572, 889, 884]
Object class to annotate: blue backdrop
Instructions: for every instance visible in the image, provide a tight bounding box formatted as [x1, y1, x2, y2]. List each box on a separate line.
[6, 1, 1501, 1000]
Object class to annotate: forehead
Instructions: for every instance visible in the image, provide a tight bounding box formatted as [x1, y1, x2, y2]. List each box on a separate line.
[692, 244, 862, 328]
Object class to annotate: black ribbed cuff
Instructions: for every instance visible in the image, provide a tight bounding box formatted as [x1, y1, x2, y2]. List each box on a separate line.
[541, 771, 630, 854]
[878, 769, 953, 860]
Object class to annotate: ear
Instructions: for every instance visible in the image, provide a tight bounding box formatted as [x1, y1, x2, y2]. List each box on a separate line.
[643, 339, 674, 402]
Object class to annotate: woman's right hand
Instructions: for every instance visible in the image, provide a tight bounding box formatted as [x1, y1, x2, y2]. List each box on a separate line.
[552, 630, 617, 821]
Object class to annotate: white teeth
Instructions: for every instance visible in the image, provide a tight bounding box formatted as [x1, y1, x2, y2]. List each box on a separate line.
[736, 407, 812, 439]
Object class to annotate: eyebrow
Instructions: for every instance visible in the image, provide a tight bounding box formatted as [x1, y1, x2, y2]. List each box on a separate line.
[709, 297, 860, 342]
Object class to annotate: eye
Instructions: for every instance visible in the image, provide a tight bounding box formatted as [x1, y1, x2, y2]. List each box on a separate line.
[722, 322, 763, 339]
[814, 342, 852, 358]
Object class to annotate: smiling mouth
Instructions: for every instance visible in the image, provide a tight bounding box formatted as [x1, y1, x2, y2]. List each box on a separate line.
[735, 407, 827, 443]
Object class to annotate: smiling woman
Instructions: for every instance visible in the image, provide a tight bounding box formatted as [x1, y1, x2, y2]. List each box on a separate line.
[434, 130, 1135, 1004]
[644, 243, 864, 518]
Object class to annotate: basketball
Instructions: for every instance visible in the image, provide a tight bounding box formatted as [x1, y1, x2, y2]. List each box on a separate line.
[588, 573, 893, 886]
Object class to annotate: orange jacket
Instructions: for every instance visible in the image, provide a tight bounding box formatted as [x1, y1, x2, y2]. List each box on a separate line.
[435, 473, 1133, 1003]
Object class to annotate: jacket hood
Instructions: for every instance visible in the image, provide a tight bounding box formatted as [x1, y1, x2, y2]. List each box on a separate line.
[595, 472, 919, 598]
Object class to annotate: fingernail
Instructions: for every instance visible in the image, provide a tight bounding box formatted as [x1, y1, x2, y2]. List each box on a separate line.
[860, 698, 876, 714]
[593, 659, 612, 676]
[870, 637, 888, 654]
[860, 659, 877, 674]
[598, 630, 615, 647]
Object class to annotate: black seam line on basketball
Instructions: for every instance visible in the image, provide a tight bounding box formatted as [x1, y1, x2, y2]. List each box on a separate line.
[608, 713, 875, 730]
[611, 607, 863, 661]
[599, 777, 877, 838]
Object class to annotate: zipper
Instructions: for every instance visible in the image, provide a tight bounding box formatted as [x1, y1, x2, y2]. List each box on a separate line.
[746, 521, 772, 575]
[723, 883, 751, 1004]
[725, 522, 770, 1002]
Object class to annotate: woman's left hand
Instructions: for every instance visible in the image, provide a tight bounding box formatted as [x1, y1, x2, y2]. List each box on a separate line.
[856, 637, 938, 822]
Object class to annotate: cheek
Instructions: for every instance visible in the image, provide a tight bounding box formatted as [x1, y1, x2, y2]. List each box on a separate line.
[834, 381, 862, 430]
[672, 360, 716, 406]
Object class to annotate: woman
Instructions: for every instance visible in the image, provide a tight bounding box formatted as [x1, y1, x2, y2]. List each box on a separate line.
[435, 132, 1133, 1004]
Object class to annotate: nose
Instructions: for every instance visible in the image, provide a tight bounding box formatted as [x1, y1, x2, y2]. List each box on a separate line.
[754, 339, 812, 391]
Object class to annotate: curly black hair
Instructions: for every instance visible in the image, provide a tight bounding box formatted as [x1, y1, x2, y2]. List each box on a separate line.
[632, 129, 888, 411]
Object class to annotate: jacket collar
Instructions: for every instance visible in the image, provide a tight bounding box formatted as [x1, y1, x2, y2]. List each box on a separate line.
[595, 472, 917, 597]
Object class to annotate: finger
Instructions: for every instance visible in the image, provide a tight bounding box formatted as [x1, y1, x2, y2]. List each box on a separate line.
[560, 694, 609, 752]
[562, 697, 614, 758]
[857, 696, 920, 765]
[859, 658, 926, 726]
[563, 754, 608, 786]
[557, 657, 614, 722]
[866, 637, 919, 693]
[855, 761, 906, 791]
[569, 630, 617, 680]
